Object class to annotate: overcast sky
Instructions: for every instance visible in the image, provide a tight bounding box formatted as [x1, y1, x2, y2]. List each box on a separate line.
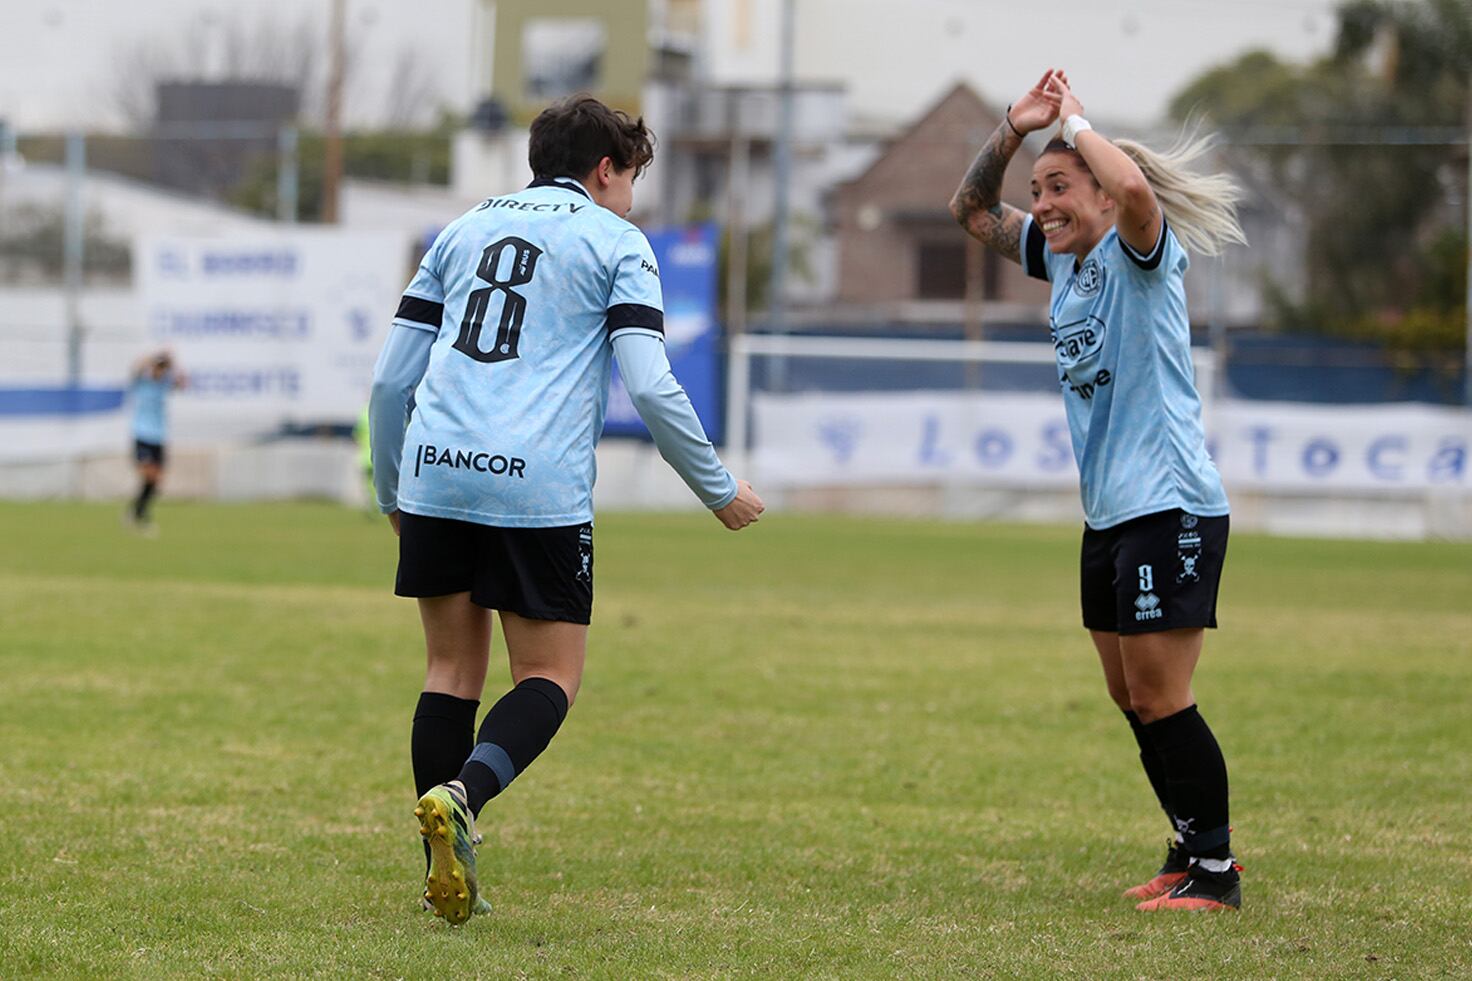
[0, 0, 1339, 133]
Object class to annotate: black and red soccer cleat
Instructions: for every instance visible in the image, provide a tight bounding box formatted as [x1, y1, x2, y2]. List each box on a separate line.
[1136, 860, 1242, 911]
[1123, 840, 1190, 900]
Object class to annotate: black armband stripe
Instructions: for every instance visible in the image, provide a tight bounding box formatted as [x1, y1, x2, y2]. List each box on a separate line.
[606, 303, 664, 337]
[1119, 219, 1169, 271]
[1024, 219, 1049, 282]
[395, 295, 444, 327]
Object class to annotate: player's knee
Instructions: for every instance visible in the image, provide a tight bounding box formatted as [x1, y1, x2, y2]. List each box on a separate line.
[558, 675, 580, 707]
[543, 672, 581, 707]
[1105, 681, 1132, 712]
[1128, 690, 1186, 724]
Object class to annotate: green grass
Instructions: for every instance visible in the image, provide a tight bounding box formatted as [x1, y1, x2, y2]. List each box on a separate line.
[2, 502, 1470, 978]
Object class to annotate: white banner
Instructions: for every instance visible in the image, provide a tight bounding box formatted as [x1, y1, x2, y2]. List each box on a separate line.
[137, 231, 405, 437]
[753, 392, 1471, 494]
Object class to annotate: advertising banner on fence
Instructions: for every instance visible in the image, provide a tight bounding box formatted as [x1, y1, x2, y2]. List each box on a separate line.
[753, 392, 1471, 493]
[137, 231, 405, 436]
[603, 223, 722, 440]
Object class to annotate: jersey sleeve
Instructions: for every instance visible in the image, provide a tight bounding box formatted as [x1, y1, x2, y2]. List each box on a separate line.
[1117, 218, 1175, 274]
[605, 229, 665, 341]
[1020, 214, 1052, 282]
[392, 235, 447, 334]
[612, 332, 738, 510]
[368, 324, 435, 513]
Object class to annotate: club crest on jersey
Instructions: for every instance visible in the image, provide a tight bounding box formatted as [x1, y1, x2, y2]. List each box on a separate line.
[1073, 257, 1103, 297]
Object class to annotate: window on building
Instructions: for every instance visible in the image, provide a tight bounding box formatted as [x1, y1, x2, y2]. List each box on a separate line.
[523, 19, 606, 101]
[916, 241, 967, 299]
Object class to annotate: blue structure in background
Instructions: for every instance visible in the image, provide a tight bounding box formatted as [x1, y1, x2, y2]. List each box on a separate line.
[746, 322, 1467, 406]
[603, 223, 723, 441]
[0, 387, 124, 416]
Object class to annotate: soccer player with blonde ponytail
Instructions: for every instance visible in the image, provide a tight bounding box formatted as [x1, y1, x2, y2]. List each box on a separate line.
[950, 70, 1245, 911]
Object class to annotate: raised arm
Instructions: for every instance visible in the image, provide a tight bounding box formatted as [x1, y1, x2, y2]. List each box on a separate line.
[1048, 72, 1161, 255]
[949, 69, 1061, 263]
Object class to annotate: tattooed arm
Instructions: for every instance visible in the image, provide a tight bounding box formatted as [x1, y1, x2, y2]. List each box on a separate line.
[949, 69, 1062, 265]
[949, 122, 1030, 264]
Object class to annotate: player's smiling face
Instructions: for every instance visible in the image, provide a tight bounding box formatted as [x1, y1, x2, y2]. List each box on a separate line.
[1031, 151, 1115, 259]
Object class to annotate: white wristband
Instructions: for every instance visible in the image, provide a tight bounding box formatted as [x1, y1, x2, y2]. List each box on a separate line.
[1061, 114, 1093, 148]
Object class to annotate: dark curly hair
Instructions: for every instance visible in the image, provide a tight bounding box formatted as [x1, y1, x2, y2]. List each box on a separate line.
[527, 94, 656, 181]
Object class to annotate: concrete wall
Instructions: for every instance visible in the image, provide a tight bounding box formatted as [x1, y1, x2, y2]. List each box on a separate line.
[3, 440, 1467, 541]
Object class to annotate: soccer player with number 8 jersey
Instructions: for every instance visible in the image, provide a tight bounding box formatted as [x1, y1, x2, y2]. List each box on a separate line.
[951, 70, 1248, 911]
[368, 95, 764, 924]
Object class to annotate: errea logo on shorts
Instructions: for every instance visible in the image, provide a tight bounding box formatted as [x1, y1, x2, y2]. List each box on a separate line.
[1134, 565, 1163, 620]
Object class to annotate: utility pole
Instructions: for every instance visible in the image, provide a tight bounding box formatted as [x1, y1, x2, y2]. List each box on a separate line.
[726, 91, 751, 339]
[321, 0, 346, 223]
[63, 131, 85, 385]
[1465, 79, 1472, 406]
[277, 126, 299, 223]
[765, 0, 796, 387]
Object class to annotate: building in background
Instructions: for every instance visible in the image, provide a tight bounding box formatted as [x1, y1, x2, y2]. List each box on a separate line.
[832, 83, 1048, 328]
[151, 82, 298, 200]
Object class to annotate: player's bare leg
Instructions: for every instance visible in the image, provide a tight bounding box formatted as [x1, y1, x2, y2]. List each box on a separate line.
[412, 593, 493, 921]
[499, 613, 586, 707]
[1090, 630, 1192, 899]
[1120, 630, 1239, 911]
[130, 460, 163, 534]
[418, 593, 494, 700]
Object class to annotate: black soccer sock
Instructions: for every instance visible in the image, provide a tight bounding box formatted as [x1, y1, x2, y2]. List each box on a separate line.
[412, 691, 479, 797]
[1143, 704, 1231, 860]
[1124, 709, 1176, 832]
[412, 691, 479, 873]
[134, 479, 158, 521]
[456, 677, 570, 817]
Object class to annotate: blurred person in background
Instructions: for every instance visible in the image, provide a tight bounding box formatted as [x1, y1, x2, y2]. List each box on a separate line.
[950, 70, 1247, 911]
[353, 403, 375, 511]
[369, 94, 765, 924]
[126, 350, 185, 535]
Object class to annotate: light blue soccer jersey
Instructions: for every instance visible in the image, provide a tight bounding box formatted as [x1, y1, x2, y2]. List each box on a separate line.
[387, 177, 670, 527]
[130, 373, 173, 444]
[1021, 217, 1228, 529]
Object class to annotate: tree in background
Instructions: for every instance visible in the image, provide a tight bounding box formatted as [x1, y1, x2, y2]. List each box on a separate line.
[230, 119, 457, 222]
[1171, 0, 1470, 371]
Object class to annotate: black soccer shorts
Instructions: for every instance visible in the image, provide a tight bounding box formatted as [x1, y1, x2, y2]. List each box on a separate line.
[1080, 508, 1228, 635]
[133, 440, 166, 467]
[395, 512, 594, 624]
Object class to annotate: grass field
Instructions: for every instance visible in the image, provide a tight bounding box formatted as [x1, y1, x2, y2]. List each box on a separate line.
[2, 501, 1470, 978]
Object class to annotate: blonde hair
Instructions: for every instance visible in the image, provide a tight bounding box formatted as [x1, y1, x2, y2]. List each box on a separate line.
[1113, 131, 1247, 257]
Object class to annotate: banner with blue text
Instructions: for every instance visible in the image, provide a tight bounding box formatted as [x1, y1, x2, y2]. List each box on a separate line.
[137, 231, 404, 436]
[753, 393, 1470, 493]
